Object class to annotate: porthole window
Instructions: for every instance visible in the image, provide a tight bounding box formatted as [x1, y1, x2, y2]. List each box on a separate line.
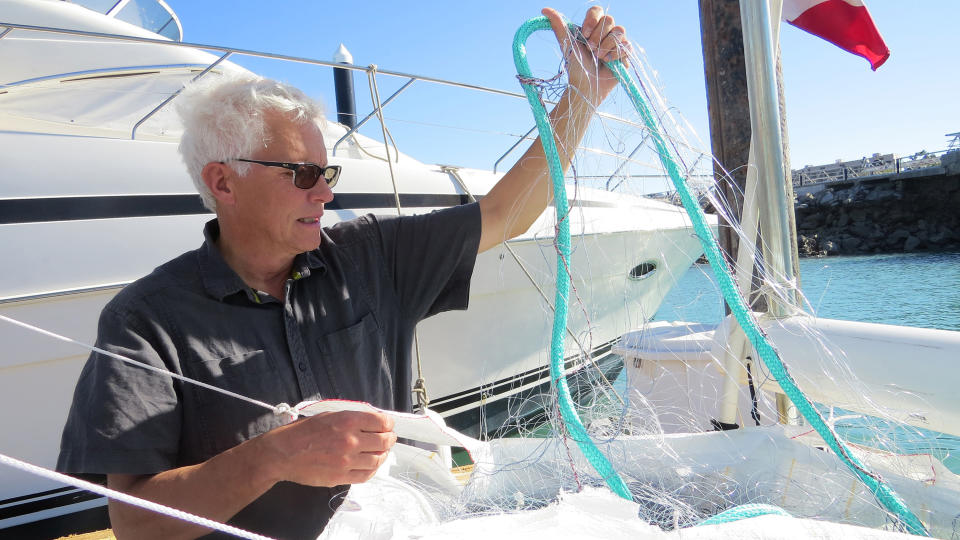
[629, 260, 658, 281]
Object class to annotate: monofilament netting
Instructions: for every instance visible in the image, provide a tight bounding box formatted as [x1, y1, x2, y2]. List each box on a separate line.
[321, 14, 960, 540]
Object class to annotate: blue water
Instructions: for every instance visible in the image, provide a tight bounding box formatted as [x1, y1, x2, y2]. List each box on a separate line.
[652, 251, 960, 472]
[655, 251, 960, 332]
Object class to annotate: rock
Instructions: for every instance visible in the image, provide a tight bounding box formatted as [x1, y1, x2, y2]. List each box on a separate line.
[941, 150, 960, 174]
[792, 170, 956, 256]
[800, 213, 822, 228]
[798, 235, 820, 256]
[889, 229, 910, 241]
[929, 231, 948, 245]
[904, 235, 921, 251]
[851, 222, 874, 238]
[841, 237, 862, 251]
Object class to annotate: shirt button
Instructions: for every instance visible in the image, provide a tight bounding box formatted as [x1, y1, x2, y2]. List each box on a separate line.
[298, 362, 307, 372]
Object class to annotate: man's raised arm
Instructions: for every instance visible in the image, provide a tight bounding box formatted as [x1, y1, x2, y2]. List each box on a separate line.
[477, 6, 629, 253]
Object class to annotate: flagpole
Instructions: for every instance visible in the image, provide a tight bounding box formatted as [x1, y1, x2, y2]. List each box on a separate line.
[739, 0, 800, 318]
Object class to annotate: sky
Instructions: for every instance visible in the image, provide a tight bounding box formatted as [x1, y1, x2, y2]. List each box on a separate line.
[161, 1, 959, 173]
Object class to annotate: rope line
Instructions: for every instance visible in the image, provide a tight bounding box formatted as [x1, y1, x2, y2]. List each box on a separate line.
[513, 15, 631, 500]
[697, 503, 792, 526]
[0, 452, 275, 540]
[0, 314, 295, 418]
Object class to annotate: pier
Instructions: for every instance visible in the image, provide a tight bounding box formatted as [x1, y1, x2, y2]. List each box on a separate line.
[793, 150, 960, 256]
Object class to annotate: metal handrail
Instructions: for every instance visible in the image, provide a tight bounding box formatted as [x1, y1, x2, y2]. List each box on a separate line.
[2, 63, 207, 89]
[2, 20, 658, 175]
[0, 22, 530, 99]
[332, 78, 415, 157]
[0, 282, 128, 305]
[130, 52, 233, 139]
[492, 125, 536, 174]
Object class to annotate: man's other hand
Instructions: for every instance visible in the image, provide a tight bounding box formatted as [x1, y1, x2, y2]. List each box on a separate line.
[260, 410, 397, 487]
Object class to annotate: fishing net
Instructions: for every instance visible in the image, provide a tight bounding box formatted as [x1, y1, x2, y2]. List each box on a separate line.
[320, 15, 960, 539]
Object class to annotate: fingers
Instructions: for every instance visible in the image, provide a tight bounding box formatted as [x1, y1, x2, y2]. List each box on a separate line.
[585, 9, 628, 65]
[357, 430, 397, 454]
[579, 5, 604, 41]
[542, 7, 629, 66]
[582, 7, 610, 52]
[268, 410, 397, 487]
[349, 410, 394, 433]
[598, 25, 628, 64]
[311, 410, 394, 433]
[541, 7, 571, 53]
[342, 450, 390, 483]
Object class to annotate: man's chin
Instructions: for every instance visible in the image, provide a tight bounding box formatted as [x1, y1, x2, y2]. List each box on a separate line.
[298, 235, 323, 253]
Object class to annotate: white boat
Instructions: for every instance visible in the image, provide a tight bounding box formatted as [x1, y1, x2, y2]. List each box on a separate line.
[0, 0, 707, 533]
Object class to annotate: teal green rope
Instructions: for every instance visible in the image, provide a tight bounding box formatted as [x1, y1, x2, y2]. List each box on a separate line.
[698, 504, 792, 526]
[604, 55, 928, 537]
[512, 14, 927, 535]
[513, 16, 631, 500]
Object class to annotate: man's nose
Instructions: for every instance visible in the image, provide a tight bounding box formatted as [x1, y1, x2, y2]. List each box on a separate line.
[308, 179, 334, 203]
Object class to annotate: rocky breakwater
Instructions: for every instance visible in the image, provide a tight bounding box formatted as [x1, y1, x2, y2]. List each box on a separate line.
[794, 152, 960, 256]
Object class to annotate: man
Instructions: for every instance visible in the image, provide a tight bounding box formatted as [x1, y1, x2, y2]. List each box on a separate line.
[58, 7, 628, 539]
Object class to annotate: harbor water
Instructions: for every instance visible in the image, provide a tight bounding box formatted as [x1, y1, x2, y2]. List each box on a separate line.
[650, 251, 960, 471]
[655, 251, 960, 331]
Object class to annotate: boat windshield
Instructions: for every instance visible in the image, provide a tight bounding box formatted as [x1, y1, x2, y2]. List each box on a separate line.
[70, 0, 183, 41]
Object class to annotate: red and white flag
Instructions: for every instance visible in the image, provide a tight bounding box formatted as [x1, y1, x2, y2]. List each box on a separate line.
[783, 0, 890, 70]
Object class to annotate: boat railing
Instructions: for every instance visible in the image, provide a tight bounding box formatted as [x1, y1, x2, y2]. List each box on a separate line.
[0, 21, 533, 168]
[0, 20, 670, 178]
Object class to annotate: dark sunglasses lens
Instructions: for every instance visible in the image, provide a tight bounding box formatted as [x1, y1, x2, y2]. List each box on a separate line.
[293, 165, 321, 189]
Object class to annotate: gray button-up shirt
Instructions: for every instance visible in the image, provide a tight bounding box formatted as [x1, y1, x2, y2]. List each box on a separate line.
[58, 202, 481, 539]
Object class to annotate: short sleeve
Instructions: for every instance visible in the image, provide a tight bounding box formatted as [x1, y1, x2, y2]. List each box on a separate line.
[379, 202, 481, 320]
[57, 304, 182, 477]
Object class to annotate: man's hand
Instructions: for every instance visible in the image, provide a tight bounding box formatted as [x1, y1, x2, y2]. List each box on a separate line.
[107, 410, 396, 539]
[260, 410, 397, 487]
[542, 6, 630, 107]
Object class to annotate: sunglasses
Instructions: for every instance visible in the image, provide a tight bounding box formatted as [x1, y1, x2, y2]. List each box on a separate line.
[231, 158, 341, 189]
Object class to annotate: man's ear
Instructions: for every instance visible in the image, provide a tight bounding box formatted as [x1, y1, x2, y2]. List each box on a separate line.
[201, 162, 236, 206]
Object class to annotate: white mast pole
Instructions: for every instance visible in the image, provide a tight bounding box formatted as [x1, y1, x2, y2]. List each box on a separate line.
[719, 0, 800, 426]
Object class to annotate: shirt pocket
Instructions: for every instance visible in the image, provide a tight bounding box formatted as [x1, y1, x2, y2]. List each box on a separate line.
[185, 349, 290, 457]
[316, 312, 394, 408]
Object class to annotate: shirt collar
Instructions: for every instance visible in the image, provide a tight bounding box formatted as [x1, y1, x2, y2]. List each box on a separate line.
[197, 219, 249, 301]
[197, 219, 327, 301]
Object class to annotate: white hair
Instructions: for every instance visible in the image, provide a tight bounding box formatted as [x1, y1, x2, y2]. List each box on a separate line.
[176, 74, 326, 211]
